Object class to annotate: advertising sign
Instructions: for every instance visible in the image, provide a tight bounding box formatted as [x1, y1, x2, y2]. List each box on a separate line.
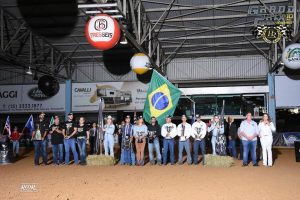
[72, 82, 148, 111]
[0, 84, 65, 113]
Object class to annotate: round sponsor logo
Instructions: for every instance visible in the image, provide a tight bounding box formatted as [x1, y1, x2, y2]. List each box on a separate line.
[85, 14, 121, 50]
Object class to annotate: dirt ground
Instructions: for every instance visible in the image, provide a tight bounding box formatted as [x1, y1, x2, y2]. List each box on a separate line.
[0, 148, 299, 200]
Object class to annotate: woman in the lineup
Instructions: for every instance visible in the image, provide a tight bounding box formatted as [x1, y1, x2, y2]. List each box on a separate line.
[226, 116, 238, 159]
[133, 116, 148, 166]
[77, 117, 90, 165]
[89, 122, 98, 155]
[103, 116, 115, 157]
[258, 113, 276, 167]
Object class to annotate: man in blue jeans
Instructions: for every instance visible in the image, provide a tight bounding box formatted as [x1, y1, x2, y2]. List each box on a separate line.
[49, 116, 64, 165]
[63, 113, 78, 165]
[192, 114, 207, 165]
[161, 115, 177, 165]
[147, 116, 162, 165]
[239, 112, 259, 167]
[177, 115, 192, 165]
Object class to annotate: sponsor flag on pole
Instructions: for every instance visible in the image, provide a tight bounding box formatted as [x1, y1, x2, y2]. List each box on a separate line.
[24, 115, 35, 136]
[143, 70, 181, 126]
[4, 116, 11, 136]
[49, 116, 54, 128]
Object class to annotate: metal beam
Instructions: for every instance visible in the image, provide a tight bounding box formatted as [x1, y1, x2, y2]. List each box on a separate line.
[150, 14, 249, 23]
[159, 33, 253, 41]
[143, 0, 289, 12]
[165, 48, 269, 55]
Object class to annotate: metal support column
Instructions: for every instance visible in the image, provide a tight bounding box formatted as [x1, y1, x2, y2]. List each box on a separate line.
[267, 73, 276, 126]
[65, 79, 72, 120]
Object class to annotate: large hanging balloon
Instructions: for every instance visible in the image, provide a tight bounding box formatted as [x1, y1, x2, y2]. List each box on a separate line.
[103, 45, 135, 75]
[38, 75, 60, 97]
[136, 70, 153, 84]
[17, 0, 78, 38]
[130, 53, 151, 75]
[85, 14, 121, 50]
[282, 43, 300, 70]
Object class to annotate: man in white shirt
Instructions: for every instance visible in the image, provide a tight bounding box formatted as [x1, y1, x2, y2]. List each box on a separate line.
[191, 114, 207, 165]
[177, 115, 192, 165]
[161, 115, 177, 165]
[239, 112, 259, 167]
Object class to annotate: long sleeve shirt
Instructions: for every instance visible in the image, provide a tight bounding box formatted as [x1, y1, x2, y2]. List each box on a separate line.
[104, 124, 115, 135]
[258, 122, 276, 137]
[161, 123, 177, 139]
[177, 123, 192, 141]
[208, 122, 224, 137]
[239, 120, 259, 141]
[191, 121, 207, 140]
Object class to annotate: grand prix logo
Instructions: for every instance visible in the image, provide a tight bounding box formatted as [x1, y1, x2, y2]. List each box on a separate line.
[94, 19, 107, 31]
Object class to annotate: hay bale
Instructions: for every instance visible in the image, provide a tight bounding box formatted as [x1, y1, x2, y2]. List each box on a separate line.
[205, 154, 235, 167]
[87, 155, 115, 166]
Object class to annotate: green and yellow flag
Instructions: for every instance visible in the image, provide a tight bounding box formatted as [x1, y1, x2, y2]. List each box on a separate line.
[143, 70, 181, 125]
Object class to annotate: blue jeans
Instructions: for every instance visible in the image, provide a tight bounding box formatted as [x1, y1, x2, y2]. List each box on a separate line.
[42, 139, 48, 164]
[104, 134, 114, 157]
[120, 148, 135, 165]
[163, 139, 175, 165]
[52, 144, 63, 164]
[33, 140, 44, 165]
[242, 140, 257, 165]
[178, 140, 192, 164]
[211, 136, 217, 155]
[148, 138, 162, 164]
[239, 139, 243, 160]
[228, 140, 237, 158]
[194, 140, 206, 165]
[12, 141, 19, 155]
[64, 138, 78, 165]
[77, 138, 87, 163]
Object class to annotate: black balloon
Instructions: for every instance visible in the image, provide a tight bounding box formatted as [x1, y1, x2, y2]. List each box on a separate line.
[38, 75, 60, 97]
[17, 0, 78, 37]
[136, 70, 153, 84]
[103, 45, 135, 76]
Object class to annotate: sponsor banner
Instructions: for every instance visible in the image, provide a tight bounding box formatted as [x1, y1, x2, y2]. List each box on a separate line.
[283, 132, 300, 146]
[72, 82, 148, 111]
[0, 84, 65, 113]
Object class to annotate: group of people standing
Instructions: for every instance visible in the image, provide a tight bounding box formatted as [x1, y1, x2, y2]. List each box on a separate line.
[8, 110, 276, 167]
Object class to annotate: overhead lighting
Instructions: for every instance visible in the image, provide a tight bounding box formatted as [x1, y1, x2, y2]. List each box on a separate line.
[120, 33, 128, 45]
[26, 66, 33, 75]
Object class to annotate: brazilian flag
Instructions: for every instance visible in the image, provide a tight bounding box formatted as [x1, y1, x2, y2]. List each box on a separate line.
[143, 70, 181, 126]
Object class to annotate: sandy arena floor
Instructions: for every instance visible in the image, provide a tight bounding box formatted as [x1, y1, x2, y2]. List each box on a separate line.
[0, 148, 299, 200]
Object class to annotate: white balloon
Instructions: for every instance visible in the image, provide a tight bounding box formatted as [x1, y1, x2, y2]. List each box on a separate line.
[282, 43, 300, 70]
[130, 53, 151, 75]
